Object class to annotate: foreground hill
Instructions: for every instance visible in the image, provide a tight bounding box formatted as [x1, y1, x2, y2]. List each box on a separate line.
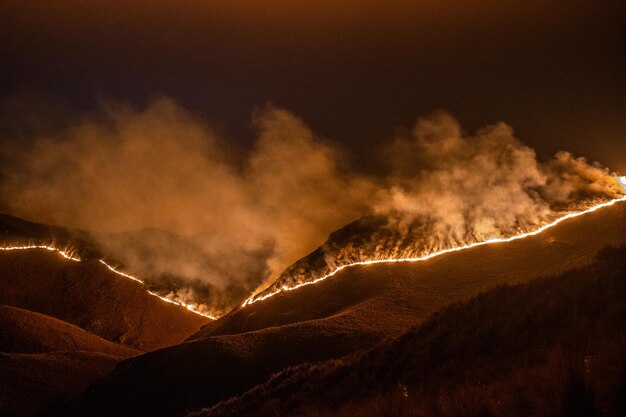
[197, 245, 626, 417]
[0, 306, 140, 417]
[58, 201, 626, 417]
[1, 351, 129, 417]
[0, 250, 208, 351]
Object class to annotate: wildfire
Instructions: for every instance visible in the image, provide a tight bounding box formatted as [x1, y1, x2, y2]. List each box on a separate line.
[2, 177, 625, 318]
[99, 259, 217, 318]
[0, 244, 81, 262]
[243, 179, 626, 307]
[0, 244, 216, 320]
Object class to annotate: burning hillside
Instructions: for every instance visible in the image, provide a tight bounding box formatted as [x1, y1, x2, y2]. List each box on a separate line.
[1, 106, 625, 317]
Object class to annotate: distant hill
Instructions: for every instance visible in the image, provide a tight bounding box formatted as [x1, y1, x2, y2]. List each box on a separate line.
[196, 244, 626, 417]
[0, 250, 208, 351]
[58, 200, 626, 417]
[0, 213, 98, 257]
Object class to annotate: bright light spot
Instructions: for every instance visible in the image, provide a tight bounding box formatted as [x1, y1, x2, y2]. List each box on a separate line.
[618, 176, 626, 191]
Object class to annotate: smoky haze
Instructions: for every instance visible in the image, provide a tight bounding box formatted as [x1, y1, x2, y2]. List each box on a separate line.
[0, 99, 622, 315]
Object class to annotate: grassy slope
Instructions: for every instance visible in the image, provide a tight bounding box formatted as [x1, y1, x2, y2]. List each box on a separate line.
[197, 245, 626, 417]
[59, 202, 626, 417]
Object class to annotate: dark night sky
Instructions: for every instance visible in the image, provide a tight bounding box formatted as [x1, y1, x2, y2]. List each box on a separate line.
[1, 0, 625, 172]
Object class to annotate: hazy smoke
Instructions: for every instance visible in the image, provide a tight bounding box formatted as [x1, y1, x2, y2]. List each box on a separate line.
[0, 99, 372, 314]
[0, 101, 622, 314]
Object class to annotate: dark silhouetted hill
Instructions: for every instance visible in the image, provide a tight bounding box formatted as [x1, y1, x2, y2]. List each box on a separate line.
[0, 213, 97, 256]
[1, 351, 128, 417]
[0, 306, 140, 417]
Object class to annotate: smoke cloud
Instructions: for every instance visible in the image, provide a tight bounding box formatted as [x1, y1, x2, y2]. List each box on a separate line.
[0, 101, 622, 314]
[0, 99, 372, 314]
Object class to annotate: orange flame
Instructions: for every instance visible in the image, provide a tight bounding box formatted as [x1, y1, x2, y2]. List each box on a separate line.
[0, 244, 216, 320]
[3, 178, 625, 318]
[98, 259, 217, 319]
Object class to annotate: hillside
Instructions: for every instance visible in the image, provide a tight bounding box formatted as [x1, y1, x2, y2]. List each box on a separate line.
[197, 244, 626, 417]
[0, 250, 208, 351]
[57, 200, 626, 417]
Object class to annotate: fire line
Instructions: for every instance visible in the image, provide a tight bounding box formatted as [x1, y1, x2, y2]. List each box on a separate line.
[242, 186, 626, 308]
[2, 178, 625, 318]
[0, 245, 217, 320]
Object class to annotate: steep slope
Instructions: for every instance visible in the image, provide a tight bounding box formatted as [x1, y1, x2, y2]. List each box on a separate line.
[0, 250, 208, 351]
[197, 245, 626, 417]
[59, 200, 626, 417]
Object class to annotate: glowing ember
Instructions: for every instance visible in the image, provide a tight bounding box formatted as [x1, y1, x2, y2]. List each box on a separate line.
[0, 244, 81, 262]
[242, 192, 626, 307]
[0, 244, 216, 320]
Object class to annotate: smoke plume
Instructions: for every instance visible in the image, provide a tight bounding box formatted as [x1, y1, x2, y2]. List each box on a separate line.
[0, 101, 622, 314]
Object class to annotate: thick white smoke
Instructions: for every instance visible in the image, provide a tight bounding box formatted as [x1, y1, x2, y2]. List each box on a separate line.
[377, 112, 621, 245]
